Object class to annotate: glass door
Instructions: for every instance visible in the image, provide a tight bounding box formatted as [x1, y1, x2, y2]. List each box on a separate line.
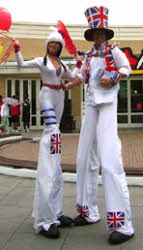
[6, 79, 41, 129]
[130, 79, 143, 125]
[118, 78, 143, 127]
[117, 80, 129, 126]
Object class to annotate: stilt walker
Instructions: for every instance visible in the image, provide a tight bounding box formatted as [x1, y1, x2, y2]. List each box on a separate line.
[65, 5, 135, 245]
[13, 29, 81, 238]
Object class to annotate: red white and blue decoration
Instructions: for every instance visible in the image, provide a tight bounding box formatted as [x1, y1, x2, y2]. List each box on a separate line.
[107, 211, 125, 229]
[84, 6, 114, 41]
[50, 134, 61, 154]
[85, 6, 108, 29]
[77, 204, 89, 216]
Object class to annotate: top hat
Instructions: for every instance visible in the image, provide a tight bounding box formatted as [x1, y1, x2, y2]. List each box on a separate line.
[84, 6, 114, 41]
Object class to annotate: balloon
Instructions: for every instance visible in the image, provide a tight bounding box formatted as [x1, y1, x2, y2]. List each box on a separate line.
[0, 43, 3, 56]
[0, 7, 12, 31]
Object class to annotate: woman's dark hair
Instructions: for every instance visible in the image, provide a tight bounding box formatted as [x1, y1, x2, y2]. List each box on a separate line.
[60, 60, 67, 72]
[43, 42, 62, 65]
[43, 42, 66, 72]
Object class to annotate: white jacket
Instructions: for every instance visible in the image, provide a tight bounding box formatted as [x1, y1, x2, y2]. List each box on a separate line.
[78, 46, 131, 106]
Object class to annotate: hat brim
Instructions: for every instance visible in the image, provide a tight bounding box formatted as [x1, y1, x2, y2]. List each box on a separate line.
[84, 28, 114, 41]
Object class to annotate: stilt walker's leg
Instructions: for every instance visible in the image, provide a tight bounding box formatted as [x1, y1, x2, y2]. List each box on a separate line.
[33, 106, 63, 233]
[87, 140, 100, 221]
[76, 106, 100, 222]
[97, 101, 134, 236]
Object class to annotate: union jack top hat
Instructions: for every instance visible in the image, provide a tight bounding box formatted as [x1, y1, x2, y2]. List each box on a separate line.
[84, 6, 114, 41]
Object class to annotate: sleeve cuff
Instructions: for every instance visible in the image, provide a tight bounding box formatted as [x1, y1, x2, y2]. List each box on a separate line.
[118, 67, 131, 77]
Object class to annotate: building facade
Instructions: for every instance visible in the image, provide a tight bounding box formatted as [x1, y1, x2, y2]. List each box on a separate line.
[0, 22, 143, 131]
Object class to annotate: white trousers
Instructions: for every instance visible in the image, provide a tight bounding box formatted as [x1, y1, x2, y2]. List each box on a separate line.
[76, 99, 134, 235]
[33, 88, 64, 233]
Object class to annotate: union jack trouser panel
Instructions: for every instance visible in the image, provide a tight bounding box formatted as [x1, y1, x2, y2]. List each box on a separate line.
[107, 211, 125, 229]
[50, 133, 61, 154]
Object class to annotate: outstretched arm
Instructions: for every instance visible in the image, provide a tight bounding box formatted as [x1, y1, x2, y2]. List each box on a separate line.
[13, 40, 41, 68]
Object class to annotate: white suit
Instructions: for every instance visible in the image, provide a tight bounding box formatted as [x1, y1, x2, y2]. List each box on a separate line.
[76, 45, 134, 236]
[16, 51, 79, 232]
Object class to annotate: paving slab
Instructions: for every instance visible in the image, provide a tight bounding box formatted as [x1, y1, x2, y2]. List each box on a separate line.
[0, 175, 143, 250]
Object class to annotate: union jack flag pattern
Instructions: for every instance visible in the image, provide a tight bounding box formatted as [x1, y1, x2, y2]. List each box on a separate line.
[107, 211, 125, 229]
[50, 133, 61, 154]
[77, 204, 89, 216]
[85, 6, 108, 29]
[105, 45, 118, 72]
[84, 44, 119, 84]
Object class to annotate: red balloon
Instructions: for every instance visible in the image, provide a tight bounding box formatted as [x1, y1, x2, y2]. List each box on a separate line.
[0, 7, 12, 31]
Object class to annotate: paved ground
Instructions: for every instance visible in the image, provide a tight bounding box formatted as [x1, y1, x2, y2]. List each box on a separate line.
[0, 174, 143, 250]
[0, 129, 143, 175]
[0, 130, 143, 249]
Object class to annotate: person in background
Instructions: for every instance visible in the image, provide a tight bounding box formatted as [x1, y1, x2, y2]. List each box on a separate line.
[10, 95, 21, 132]
[22, 96, 31, 132]
[0, 101, 10, 133]
[13, 29, 81, 239]
[65, 5, 134, 245]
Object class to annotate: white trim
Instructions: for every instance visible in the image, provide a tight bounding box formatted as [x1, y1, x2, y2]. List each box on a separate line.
[0, 61, 76, 75]
[0, 67, 40, 74]
[5, 22, 143, 41]
[0, 166, 143, 186]
[0, 136, 23, 142]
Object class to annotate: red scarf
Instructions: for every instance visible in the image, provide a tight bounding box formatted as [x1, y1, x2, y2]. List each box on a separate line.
[85, 44, 118, 84]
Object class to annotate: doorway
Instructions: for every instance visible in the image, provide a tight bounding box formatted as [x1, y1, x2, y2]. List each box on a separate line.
[6, 79, 41, 129]
[118, 78, 143, 127]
